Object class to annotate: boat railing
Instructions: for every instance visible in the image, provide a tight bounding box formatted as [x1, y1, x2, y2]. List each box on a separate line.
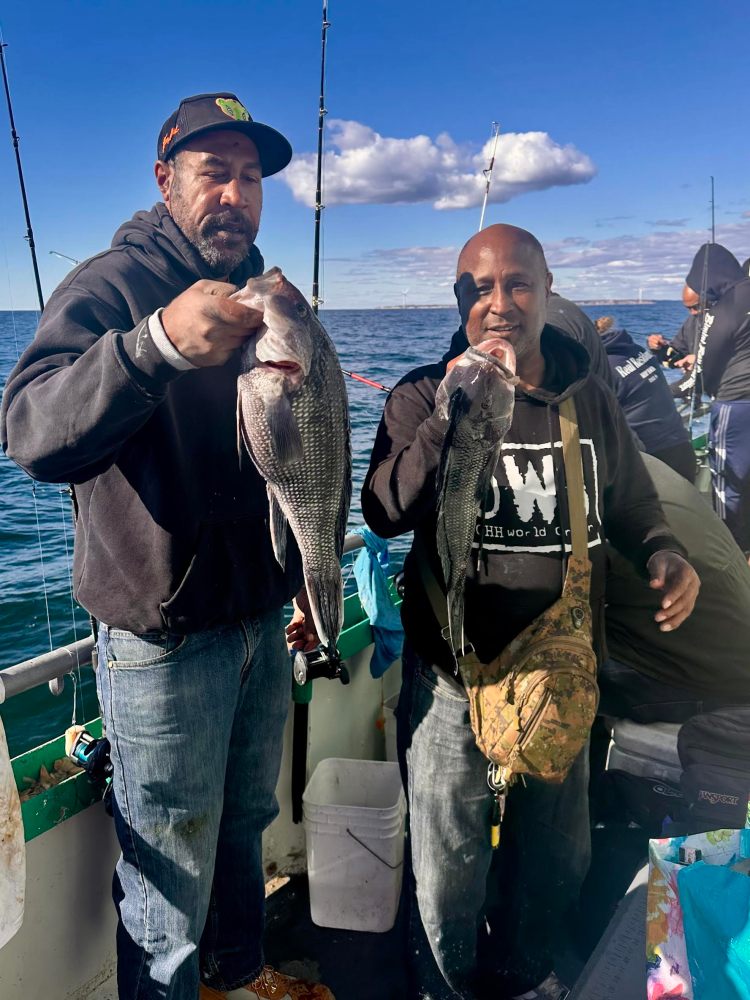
[0, 533, 369, 704]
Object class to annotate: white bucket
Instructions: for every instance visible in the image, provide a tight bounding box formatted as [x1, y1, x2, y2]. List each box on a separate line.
[382, 693, 399, 763]
[303, 758, 405, 932]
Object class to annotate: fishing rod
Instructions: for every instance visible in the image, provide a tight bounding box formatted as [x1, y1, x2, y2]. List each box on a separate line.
[340, 368, 391, 392]
[49, 250, 80, 266]
[710, 176, 715, 244]
[478, 121, 501, 232]
[311, 0, 330, 314]
[0, 40, 44, 311]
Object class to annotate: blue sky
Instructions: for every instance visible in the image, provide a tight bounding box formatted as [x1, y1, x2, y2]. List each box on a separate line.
[0, 0, 747, 309]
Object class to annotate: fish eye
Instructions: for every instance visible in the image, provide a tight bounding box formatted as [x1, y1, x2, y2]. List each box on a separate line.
[295, 302, 307, 316]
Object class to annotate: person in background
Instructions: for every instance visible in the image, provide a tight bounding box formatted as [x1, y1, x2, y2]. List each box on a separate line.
[683, 243, 750, 561]
[601, 453, 750, 724]
[1, 93, 333, 1000]
[594, 316, 695, 481]
[545, 288, 618, 392]
[362, 223, 698, 1000]
[647, 285, 705, 401]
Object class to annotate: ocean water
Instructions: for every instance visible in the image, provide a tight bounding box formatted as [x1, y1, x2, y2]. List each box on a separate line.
[0, 301, 687, 756]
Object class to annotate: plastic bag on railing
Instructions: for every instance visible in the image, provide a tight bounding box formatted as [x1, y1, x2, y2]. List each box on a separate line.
[647, 829, 749, 1000]
[0, 716, 25, 949]
[351, 526, 404, 678]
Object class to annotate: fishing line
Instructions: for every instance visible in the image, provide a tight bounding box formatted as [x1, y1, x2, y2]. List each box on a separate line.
[0, 225, 57, 664]
[57, 485, 86, 724]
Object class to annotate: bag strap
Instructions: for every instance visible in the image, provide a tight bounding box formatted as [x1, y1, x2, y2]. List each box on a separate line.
[558, 396, 589, 562]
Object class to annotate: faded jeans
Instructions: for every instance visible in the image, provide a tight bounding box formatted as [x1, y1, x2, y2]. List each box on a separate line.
[96, 609, 290, 1000]
[398, 646, 591, 999]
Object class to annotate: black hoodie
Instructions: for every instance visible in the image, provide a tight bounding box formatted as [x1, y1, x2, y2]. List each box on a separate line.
[1, 204, 303, 633]
[685, 243, 750, 400]
[600, 327, 691, 454]
[362, 326, 684, 673]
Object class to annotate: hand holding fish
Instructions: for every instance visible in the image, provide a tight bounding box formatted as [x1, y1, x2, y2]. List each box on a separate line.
[648, 551, 700, 631]
[161, 279, 263, 367]
[445, 336, 517, 376]
[286, 588, 321, 652]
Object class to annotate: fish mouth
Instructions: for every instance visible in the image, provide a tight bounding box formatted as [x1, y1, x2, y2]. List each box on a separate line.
[474, 337, 517, 376]
[259, 360, 302, 374]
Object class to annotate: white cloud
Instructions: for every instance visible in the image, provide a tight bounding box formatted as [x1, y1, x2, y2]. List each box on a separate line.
[322, 216, 750, 307]
[280, 120, 596, 210]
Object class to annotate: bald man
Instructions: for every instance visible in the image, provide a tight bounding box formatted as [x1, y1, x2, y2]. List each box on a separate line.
[363, 224, 698, 1000]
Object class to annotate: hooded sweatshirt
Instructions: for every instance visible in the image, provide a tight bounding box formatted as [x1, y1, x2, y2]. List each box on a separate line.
[599, 327, 691, 454]
[362, 326, 684, 674]
[545, 292, 618, 392]
[685, 243, 750, 400]
[1, 204, 303, 633]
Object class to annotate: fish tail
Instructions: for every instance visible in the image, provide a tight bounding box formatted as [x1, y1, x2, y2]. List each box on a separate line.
[304, 565, 344, 651]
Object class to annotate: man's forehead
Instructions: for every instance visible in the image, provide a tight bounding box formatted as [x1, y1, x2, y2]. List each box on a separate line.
[461, 241, 545, 278]
[177, 130, 260, 163]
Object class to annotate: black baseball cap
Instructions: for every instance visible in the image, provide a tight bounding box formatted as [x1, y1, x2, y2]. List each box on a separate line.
[157, 92, 292, 176]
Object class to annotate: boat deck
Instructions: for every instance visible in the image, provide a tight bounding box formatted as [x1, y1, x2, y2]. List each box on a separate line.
[83, 823, 649, 1000]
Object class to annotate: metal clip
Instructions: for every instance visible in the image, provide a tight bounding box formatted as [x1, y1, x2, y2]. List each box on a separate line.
[571, 606, 585, 629]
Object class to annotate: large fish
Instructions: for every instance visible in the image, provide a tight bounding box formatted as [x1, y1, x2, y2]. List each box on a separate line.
[234, 268, 352, 653]
[434, 340, 517, 652]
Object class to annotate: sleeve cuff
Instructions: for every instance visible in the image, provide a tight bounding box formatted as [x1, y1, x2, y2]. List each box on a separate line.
[148, 309, 198, 371]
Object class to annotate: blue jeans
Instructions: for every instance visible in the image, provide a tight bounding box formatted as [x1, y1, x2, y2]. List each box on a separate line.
[398, 646, 591, 999]
[96, 610, 290, 1000]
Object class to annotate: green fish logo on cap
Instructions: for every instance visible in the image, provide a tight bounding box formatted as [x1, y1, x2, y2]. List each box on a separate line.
[216, 98, 250, 122]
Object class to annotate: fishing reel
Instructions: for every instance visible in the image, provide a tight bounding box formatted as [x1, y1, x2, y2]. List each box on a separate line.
[293, 644, 350, 686]
[66, 725, 113, 786]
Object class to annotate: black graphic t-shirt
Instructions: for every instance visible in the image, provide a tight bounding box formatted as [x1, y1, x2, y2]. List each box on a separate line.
[362, 326, 685, 674]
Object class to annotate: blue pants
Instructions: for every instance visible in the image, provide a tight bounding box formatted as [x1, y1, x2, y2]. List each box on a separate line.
[96, 610, 290, 1000]
[709, 399, 750, 553]
[397, 646, 590, 999]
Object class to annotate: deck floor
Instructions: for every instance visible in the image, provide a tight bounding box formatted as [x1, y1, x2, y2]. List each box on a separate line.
[85, 824, 649, 1000]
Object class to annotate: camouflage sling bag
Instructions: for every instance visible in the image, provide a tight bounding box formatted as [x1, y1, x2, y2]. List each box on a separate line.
[420, 395, 599, 787]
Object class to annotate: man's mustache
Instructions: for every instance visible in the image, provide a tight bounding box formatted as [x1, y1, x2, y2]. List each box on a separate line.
[203, 212, 254, 239]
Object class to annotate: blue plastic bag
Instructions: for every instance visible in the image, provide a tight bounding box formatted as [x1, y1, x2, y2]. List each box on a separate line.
[351, 526, 404, 678]
[678, 858, 750, 999]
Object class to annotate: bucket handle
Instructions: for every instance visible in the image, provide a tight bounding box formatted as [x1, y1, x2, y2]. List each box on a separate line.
[346, 827, 403, 870]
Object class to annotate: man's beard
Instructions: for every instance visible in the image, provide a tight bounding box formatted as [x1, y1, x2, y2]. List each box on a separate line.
[190, 211, 256, 276]
[169, 184, 256, 276]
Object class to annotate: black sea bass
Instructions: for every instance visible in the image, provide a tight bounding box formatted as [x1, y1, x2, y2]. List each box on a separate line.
[234, 268, 352, 652]
[435, 340, 518, 652]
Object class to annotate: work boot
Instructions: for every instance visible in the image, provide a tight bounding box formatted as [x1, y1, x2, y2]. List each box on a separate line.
[200, 965, 335, 999]
[512, 971, 570, 1000]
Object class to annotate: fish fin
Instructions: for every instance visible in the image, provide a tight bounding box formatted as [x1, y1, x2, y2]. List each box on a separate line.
[304, 565, 344, 651]
[267, 486, 288, 569]
[267, 393, 304, 466]
[335, 437, 353, 558]
[435, 388, 467, 589]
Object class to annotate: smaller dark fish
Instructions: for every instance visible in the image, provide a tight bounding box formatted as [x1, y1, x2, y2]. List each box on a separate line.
[434, 341, 517, 651]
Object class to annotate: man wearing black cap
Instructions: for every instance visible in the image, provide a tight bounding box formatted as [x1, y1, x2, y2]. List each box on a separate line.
[1, 94, 335, 1000]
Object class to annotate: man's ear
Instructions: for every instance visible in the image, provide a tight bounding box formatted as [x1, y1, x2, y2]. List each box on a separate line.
[544, 270, 553, 298]
[154, 159, 174, 205]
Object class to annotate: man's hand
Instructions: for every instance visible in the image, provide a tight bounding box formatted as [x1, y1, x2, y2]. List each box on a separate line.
[647, 333, 668, 352]
[674, 353, 696, 372]
[161, 279, 264, 367]
[446, 338, 516, 374]
[286, 587, 320, 652]
[647, 551, 700, 631]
